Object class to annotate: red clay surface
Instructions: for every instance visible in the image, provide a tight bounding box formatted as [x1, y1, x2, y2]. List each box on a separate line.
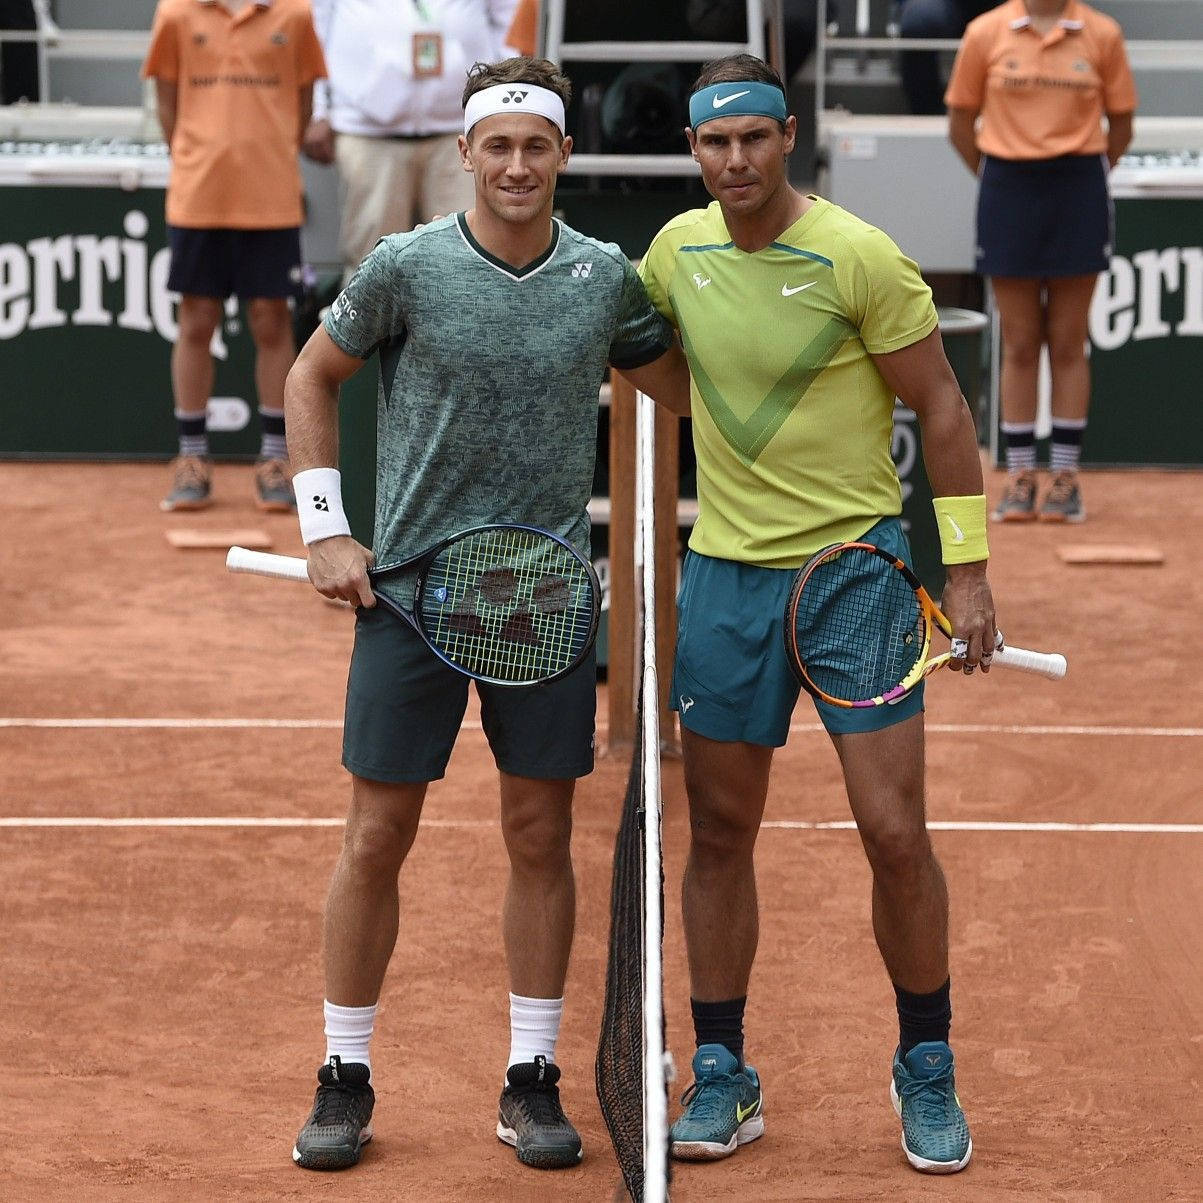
[2, 460, 1201, 1201]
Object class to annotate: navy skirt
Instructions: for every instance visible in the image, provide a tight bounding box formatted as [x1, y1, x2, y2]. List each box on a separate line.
[976, 154, 1113, 278]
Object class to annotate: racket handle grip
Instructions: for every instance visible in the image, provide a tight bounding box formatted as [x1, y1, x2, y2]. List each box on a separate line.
[226, 546, 310, 583]
[993, 644, 1067, 679]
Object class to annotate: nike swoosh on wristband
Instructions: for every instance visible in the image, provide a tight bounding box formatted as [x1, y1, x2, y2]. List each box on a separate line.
[781, 282, 816, 296]
[712, 90, 751, 109]
[945, 515, 966, 543]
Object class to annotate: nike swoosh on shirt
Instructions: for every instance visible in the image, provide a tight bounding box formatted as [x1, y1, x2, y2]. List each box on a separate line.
[781, 282, 816, 296]
[712, 90, 751, 109]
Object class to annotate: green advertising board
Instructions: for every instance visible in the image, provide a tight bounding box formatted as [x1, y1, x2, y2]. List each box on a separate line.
[0, 183, 264, 458]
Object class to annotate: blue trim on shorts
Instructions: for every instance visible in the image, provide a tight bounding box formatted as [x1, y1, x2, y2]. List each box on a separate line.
[672, 517, 925, 745]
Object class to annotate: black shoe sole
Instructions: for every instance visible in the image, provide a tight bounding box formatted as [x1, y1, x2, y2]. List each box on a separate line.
[292, 1134, 371, 1171]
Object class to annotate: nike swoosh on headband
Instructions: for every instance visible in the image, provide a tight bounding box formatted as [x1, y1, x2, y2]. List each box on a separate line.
[712, 90, 752, 109]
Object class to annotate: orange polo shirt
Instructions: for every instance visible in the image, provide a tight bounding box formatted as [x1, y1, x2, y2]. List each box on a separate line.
[143, 0, 327, 228]
[944, 0, 1137, 160]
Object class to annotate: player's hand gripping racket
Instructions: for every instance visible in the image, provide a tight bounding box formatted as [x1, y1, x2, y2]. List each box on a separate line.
[783, 541, 1066, 708]
[227, 524, 601, 687]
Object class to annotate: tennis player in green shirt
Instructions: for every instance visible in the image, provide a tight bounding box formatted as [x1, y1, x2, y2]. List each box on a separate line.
[639, 53, 998, 1175]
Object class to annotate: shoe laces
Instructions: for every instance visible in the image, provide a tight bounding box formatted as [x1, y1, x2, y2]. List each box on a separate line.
[311, 1080, 369, 1127]
[507, 1080, 569, 1128]
[1046, 473, 1078, 504]
[257, 458, 289, 490]
[680, 1071, 742, 1123]
[1003, 473, 1035, 504]
[898, 1062, 956, 1126]
[174, 456, 208, 488]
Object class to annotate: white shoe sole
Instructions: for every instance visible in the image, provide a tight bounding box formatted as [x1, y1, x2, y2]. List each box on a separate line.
[670, 1114, 764, 1161]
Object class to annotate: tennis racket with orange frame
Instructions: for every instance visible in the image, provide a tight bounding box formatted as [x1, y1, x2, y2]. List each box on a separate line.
[783, 541, 1066, 708]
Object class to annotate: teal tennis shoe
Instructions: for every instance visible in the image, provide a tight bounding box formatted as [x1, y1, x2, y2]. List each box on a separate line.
[890, 1041, 972, 1173]
[670, 1044, 764, 1161]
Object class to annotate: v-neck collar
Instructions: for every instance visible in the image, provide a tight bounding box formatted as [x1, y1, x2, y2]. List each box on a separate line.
[455, 212, 561, 281]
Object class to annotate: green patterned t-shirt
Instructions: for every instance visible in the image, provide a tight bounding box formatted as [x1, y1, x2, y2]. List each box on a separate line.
[324, 212, 672, 602]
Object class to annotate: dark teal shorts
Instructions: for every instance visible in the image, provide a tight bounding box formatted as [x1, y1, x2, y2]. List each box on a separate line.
[343, 605, 596, 784]
[673, 517, 925, 744]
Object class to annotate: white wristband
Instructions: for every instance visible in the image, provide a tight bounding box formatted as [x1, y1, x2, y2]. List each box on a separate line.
[292, 467, 353, 545]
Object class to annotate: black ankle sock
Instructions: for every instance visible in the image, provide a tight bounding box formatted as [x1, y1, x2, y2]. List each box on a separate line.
[894, 978, 952, 1055]
[691, 996, 746, 1067]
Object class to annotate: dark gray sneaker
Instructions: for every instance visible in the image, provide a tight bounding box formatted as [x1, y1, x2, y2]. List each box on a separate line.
[292, 1056, 374, 1170]
[160, 455, 212, 511]
[992, 471, 1037, 522]
[255, 456, 295, 512]
[496, 1056, 583, 1169]
[1038, 471, 1086, 523]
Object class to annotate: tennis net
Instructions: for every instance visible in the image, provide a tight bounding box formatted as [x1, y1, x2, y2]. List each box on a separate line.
[595, 393, 671, 1201]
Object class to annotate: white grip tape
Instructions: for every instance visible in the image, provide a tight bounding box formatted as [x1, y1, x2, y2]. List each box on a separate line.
[992, 645, 1067, 679]
[226, 547, 310, 583]
[292, 467, 352, 545]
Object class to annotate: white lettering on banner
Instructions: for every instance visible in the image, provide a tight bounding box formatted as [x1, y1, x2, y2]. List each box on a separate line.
[1089, 245, 1203, 350]
[0, 210, 232, 359]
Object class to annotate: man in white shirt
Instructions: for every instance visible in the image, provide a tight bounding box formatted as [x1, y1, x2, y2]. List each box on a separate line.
[304, 0, 519, 280]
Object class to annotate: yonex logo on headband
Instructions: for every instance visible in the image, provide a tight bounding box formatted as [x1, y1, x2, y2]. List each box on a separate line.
[464, 83, 566, 136]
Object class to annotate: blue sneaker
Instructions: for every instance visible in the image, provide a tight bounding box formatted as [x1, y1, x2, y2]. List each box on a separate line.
[669, 1044, 764, 1161]
[890, 1042, 972, 1173]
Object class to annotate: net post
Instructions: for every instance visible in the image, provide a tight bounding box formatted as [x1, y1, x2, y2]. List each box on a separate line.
[608, 371, 638, 750]
[652, 404, 679, 746]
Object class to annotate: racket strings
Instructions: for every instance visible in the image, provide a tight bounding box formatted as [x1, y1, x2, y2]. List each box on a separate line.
[418, 529, 595, 682]
[792, 548, 925, 701]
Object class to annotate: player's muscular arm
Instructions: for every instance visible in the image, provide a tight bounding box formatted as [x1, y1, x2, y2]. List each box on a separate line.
[614, 341, 692, 415]
[872, 329, 998, 668]
[284, 328, 376, 605]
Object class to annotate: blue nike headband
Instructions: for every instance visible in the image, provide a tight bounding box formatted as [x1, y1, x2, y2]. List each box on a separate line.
[688, 81, 788, 129]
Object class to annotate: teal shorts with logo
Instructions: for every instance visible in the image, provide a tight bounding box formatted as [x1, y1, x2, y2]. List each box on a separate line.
[343, 605, 596, 783]
[673, 517, 925, 744]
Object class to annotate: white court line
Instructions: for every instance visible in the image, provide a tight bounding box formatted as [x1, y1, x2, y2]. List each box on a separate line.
[1, 817, 1201, 833]
[2, 718, 1201, 737]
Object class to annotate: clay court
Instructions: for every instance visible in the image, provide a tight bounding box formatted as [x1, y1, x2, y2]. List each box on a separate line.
[2, 459, 1201, 1201]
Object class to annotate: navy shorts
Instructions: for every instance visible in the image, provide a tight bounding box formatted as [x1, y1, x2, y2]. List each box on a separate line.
[342, 605, 597, 784]
[166, 226, 302, 299]
[672, 517, 924, 745]
[976, 154, 1113, 278]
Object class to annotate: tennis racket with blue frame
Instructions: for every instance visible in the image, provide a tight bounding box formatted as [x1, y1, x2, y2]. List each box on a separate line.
[227, 523, 601, 687]
[784, 540, 1066, 708]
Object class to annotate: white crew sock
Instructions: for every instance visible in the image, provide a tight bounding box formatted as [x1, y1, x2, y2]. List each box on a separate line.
[507, 993, 564, 1072]
[324, 999, 377, 1072]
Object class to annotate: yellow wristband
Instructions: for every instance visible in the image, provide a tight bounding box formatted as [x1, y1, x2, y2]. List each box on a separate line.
[932, 494, 988, 565]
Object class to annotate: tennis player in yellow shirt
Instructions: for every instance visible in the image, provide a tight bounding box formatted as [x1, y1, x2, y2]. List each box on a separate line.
[639, 53, 998, 1175]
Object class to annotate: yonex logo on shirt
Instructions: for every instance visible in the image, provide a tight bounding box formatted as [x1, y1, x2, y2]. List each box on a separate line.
[571, 263, 593, 278]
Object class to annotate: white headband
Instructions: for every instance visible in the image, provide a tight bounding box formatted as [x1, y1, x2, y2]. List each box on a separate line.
[463, 83, 566, 136]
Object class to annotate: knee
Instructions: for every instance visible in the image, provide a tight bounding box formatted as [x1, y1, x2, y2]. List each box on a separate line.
[246, 299, 293, 348]
[342, 800, 420, 879]
[687, 799, 759, 865]
[860, 816, 932, 881]
[177, 299, 222, 345]
[503, 804, 573, 873]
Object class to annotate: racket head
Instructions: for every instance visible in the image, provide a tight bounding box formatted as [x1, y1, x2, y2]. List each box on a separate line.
[783, 541, 933, 708]
[409, 524, 601, 686]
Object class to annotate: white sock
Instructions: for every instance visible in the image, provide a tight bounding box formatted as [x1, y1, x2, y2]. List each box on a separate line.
[507, 993, 564, 1073]
[324, 999, 376, 1072]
